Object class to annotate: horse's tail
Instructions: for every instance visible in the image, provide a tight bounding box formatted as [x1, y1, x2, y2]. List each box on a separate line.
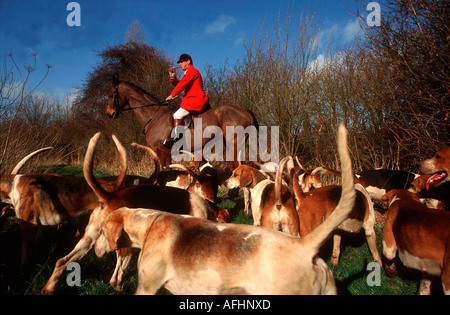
[243, 109, 260, 165]
[247, 109, 259, 130]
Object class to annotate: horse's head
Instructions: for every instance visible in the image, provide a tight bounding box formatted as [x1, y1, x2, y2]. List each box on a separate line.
[106, 74, 128, 119]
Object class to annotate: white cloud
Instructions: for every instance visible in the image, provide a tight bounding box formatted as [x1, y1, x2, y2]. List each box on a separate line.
[311, 19, 362, 50]
[205, 15, 236, 34]
[308, 54, 328, 71]
[312, 24, 338, 50]
[343, 19, 362, 42]
[311, 31, 324, 50]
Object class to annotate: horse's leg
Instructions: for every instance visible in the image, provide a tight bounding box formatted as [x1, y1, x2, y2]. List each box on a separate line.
[230, 148, 239, 170]
[222, 128, 239, 170]
[155, 147, 171, 168]
[230, 133, 249, 170]
[145, 117, 174, 168]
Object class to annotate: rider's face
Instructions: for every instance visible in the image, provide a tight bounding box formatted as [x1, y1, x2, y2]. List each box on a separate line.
[179, 60, 190, 71]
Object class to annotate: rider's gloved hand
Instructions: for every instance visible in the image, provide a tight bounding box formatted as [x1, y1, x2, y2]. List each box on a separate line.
[169, 67, 177, 80]
[166, 94, 177, 101]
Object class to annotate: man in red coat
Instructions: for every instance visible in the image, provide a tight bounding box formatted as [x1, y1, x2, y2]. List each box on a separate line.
[161, 53, 209, 148]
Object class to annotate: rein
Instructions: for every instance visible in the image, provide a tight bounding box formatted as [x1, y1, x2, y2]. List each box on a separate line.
[120, 103, 160, 112]
[112, 84, 178, 135]
[120, 100, 178, 135]
[142, 104, 169, 135]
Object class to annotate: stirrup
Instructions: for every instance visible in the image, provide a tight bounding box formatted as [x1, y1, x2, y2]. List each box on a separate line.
[161, 138, 176, 148]
[161, 134, 183, 148]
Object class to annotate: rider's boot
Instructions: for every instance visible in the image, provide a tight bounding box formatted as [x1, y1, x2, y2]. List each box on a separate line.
[161, 119, 183, 148]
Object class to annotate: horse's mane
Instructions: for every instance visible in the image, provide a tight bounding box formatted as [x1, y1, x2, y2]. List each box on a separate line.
[120, 80, 162, 103]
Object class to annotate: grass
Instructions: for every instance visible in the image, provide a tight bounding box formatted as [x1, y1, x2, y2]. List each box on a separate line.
[38, 164, 112, 177]
[0, 164, 433, 295]
[325, 224, 418, 295]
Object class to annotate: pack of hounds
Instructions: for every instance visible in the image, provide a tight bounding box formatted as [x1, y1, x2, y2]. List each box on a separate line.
[0, 125, 449, 295]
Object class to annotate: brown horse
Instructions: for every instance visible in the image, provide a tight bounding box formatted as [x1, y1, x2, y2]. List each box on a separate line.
[106, 74, 258, 168]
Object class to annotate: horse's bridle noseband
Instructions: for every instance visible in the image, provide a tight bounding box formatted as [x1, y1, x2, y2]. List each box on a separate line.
[111, 86, 126, 116]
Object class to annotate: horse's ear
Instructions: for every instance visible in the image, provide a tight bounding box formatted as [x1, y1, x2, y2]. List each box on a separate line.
[112, 73, 120, 86]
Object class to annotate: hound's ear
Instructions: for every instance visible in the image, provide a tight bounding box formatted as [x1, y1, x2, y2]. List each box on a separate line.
[112, 73, 120, 86]
[239, 168, 253, 188]
[105, 219, 131, 251]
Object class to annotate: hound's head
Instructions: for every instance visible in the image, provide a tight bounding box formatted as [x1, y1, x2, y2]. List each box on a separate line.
[420, 147, 450, 188]
[225, 165, 256, 189]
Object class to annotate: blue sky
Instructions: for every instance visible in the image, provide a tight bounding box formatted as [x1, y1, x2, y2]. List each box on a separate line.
[0, 0, 365, 99]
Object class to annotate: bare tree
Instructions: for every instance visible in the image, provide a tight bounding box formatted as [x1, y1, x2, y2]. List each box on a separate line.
[227, 5, 324, 157]
[205, 1, 449, 170]
[356, 0, 450, 160]
[69, 21, 173, 171]
[0, 53, 52, 172]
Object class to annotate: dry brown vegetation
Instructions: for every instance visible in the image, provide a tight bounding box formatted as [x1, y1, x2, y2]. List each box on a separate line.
[1, 1, 448, 176]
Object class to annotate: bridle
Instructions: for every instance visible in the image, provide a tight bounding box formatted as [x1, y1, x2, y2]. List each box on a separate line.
[110, 86, 122, 114]
[110, 84, 178, 134]
[111, 85, 155, 117]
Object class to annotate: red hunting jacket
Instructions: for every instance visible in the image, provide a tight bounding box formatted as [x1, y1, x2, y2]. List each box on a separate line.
[170, 66, 209, 112]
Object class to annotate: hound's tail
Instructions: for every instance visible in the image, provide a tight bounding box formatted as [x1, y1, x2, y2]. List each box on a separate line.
[11, 146, 53, 174]
[112, 135, 127, 190]
[275, 157, 289, 209]
[131, 143, 160, 185]
[83, 133, 127, 202]
[301, 124, 356, 252]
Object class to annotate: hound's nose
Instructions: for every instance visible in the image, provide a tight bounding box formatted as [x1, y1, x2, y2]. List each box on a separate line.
[107, 112, 118, 119]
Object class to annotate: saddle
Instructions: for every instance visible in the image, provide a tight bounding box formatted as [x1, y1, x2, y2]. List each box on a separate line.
[169, 103, 212, 128]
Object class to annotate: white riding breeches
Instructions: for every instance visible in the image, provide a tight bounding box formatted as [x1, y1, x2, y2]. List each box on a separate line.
[173, 107, 190, 120]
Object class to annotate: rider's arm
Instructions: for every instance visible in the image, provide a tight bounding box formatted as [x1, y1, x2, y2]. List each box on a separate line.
[170, 67, 198, 97]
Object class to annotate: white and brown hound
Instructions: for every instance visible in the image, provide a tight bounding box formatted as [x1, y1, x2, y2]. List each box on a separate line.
[238, 160, 278, 216]
[408, 174, 448, 210]
[0, 142, 127, 267]
[132, 143, 229, 222]
[420, 146, 450, 187]
[288, 157, 381, 266]
[168, 163, 230, 223]
[94, 124, 356, 295]
[41, 132, 215, 294]
[132, 144, 220, 200]
[309, 166, 419, 203]
[381, 189, 450, 294]
[295, 157, 323, 192]
[225, 158, 299, 236]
